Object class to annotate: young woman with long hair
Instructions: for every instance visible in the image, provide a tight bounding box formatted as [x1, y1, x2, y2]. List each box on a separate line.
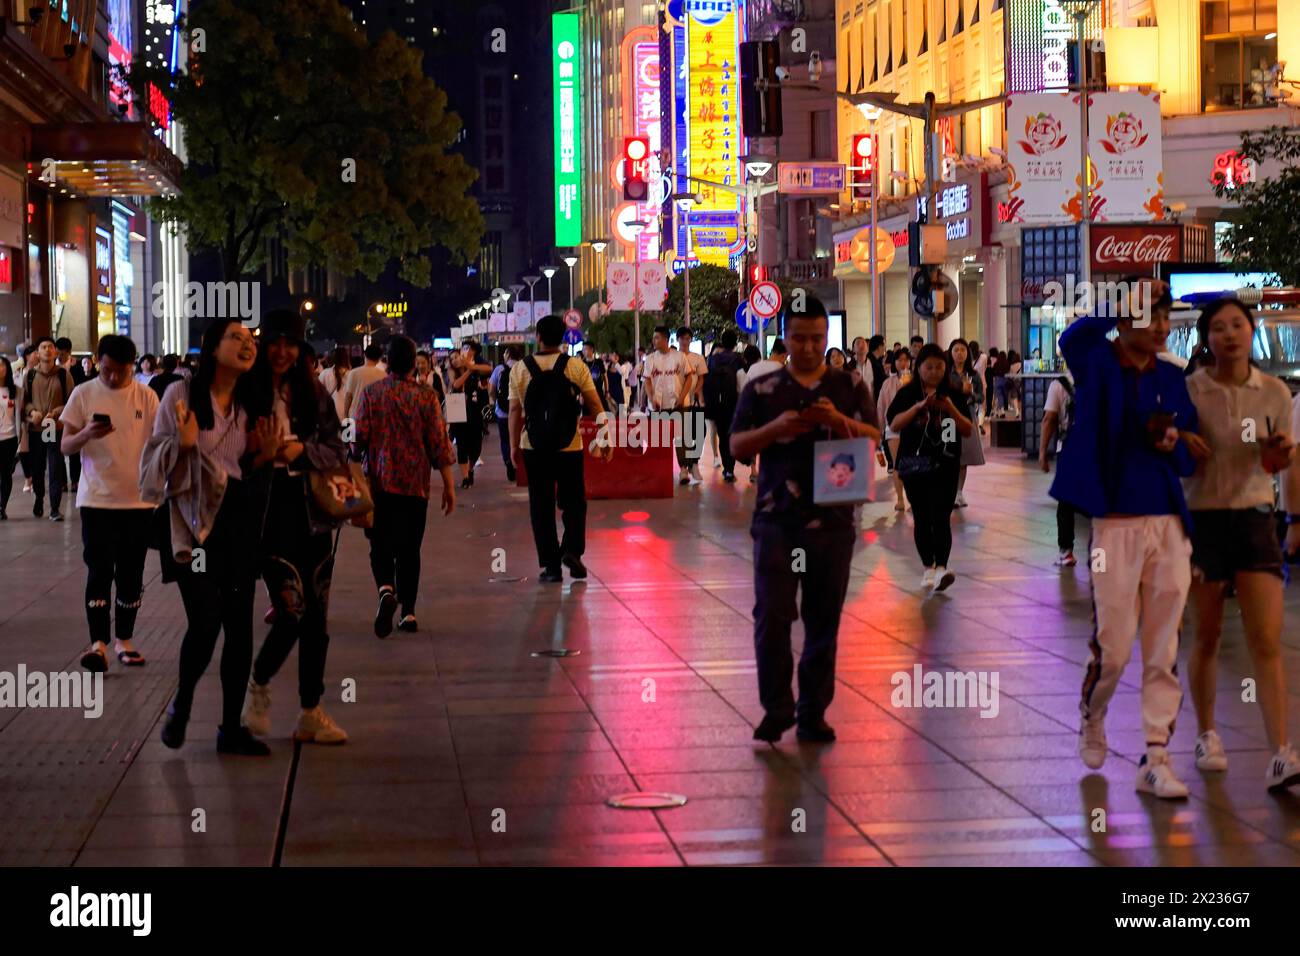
[887, 344, 972, 590]
[143, 319, 283, 755]
[946, 338, 986, 507]
[319, 346, 351, 420]
[0, 355, 17, 519]
[1183, 297, 1300, 790]
[449, 341, 492, 488]
[242, 311, 351, 745]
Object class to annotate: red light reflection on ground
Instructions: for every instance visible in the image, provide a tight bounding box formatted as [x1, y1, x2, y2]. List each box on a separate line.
[622, 511, 650, 522]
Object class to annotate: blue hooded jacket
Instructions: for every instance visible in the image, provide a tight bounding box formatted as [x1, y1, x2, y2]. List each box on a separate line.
[1048, 312, 1198, 534]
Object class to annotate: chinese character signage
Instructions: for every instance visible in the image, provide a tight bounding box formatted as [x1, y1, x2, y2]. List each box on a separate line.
[623, 26, 663, 261]
[552, 13, 582, 247]
[1087, 91, 1165, 222]
[1004, 92, 1082, 224]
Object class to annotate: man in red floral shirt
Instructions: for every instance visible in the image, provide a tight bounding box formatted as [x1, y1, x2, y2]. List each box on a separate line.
[353, 335, 457, 637]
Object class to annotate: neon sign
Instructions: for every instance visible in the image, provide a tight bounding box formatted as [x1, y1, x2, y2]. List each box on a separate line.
[552, 13, 582, 246]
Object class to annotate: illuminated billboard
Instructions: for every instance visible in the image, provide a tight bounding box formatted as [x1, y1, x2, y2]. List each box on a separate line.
[1004, 0, 1103, 94]
[552, 13, 582, 247]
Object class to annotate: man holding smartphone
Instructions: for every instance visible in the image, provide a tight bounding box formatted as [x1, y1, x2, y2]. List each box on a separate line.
[61, 335, 160, 672]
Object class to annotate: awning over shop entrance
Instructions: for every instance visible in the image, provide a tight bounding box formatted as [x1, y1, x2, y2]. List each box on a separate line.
[29, 123, 180, 197]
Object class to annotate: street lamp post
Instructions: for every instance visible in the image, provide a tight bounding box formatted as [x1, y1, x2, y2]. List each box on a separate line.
[563, 255, 579, 313]
[541, 266, 556, 310]
[523, 274, 541, 331]
[589, 241, 608, 320]
[1063, 0, 1101, 290]
[856, 103, 883, 336]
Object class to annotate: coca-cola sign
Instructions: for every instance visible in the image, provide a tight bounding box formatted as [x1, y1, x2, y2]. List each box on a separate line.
[1090, 225, 1182, 275]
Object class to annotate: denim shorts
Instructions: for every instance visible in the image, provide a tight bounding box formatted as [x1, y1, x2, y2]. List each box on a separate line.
[1190, 507, 1283, 582]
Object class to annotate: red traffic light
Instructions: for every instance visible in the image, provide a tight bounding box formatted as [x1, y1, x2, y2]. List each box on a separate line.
[623, 137, 651, 202]
[751, 265, 768, 282]
[852, 134, 874, 168]
[625, 137, 649, 162]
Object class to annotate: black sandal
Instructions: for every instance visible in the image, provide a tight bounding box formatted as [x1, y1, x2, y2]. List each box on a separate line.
[117, 649, 146, 667]
[80, 646, 109, 673]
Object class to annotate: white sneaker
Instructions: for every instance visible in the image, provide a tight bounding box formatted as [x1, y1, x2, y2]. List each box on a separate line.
[1055, 550, 1077, 567]
[690, 464, 703, 482]
[1265, 745, 1300, 791]
[1136, 749, 1190, 799]
[294, 705, 348, 745]
[954, 492, 968, 507]
[1078, 716, 1108, 769]
[713, 460, 722, 469]
[922, 567, 937, 588]
[1194, 730, 1228, 772]
[243, 679, 271, 737]
[933, 567, 956, 591]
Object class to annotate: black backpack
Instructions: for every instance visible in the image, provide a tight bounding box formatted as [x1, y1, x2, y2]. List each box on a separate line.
[522, 355, 582, 452]
[495, 364, 510, 411]
[704, 350, 742, 416]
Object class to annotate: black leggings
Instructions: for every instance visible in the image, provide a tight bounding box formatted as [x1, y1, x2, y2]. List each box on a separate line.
[901, 465, 960, 567]
[0, 436, 16, 511]
[172, 483, 257, 732]
[451, 420, 483, 469]
[253, 472, 337, 709]
[80, 507, 152, 645]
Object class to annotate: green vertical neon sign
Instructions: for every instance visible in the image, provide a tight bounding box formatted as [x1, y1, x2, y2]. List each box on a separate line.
[552, 12, 582, 247]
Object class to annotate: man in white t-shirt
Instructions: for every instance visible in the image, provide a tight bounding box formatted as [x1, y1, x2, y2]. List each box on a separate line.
[675, 326, 710, 484]
[745, 338, 788, 383]
[341, 343, 387, 421]
[61, 335, 160, 673]
[642, 325, 698, 485]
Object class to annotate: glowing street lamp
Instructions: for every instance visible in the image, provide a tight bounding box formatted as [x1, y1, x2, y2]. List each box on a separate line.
[541, 266, 557, 307]
[562, 255, 579, 312]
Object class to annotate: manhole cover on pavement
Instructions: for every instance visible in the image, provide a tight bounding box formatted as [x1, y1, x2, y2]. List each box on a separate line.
[607, 792, 688, 810]
[531, 649, 581, 658]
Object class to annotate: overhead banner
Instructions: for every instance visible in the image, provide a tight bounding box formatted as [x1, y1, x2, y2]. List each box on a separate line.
[638, 261, 668, 310]
[1004, 92, 1082, 224]
[552, 13, 582, 246]
[607, 262, 637, 311]
[1087, 91, 1165, 222]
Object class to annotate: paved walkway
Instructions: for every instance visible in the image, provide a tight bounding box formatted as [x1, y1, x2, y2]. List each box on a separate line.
[2, 430, 1299, 866]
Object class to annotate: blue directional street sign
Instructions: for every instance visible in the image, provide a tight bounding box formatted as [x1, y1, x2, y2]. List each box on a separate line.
[563, 328, 584, 347]
[736, 302, 760, 334]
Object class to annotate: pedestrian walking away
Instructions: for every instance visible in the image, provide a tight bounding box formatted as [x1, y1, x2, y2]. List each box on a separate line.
[19, 336, 72, 521]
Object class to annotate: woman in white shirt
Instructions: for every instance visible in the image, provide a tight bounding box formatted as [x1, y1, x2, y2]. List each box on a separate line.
[318, 347, 351, 420]
[1183, 297, 1300, 791]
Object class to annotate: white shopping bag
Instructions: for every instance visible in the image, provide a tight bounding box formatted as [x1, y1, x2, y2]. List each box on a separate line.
[445, 392, 468, 424]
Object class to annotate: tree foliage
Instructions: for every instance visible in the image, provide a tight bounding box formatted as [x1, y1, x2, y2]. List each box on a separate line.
[128, 0, 483, 283]
[1212, 126, 1300, 286]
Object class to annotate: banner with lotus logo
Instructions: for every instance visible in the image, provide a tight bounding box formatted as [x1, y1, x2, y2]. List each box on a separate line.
[1005, 92, 1082, 224]
[1088, 91, 1165, 222]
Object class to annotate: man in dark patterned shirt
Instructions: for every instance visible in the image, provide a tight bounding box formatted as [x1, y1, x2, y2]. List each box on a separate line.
[731, 296, 880, 744]
[353, 336, 456, 637]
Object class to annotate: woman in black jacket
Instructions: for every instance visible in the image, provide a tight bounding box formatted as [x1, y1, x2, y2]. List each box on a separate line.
[241, 310, 351, 745]
[888, 344, 973, 592]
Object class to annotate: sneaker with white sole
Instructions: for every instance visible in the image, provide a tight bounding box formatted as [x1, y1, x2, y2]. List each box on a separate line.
[1136, 750, 1189, 799]
[1055, 550, 1077, 567]
[922, 567, 937, 588]
[1194, 729, 1228, 772]
[243, 679, 272, 737]
[1265, 745, 1300, 791]
[933, 567, 956, 592]
[954, 492, 968, 507]
[294, 705, 348, 744]
[1078, 716, 1108, 769]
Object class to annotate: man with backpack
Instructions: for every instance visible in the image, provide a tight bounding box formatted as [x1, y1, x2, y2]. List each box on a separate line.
[509, 315, 607, 583]
[704, 329, 745, 482]
[489, 345, 522, 481]
[1039, 369, 1077, 566]
[19, 336, 73, 520]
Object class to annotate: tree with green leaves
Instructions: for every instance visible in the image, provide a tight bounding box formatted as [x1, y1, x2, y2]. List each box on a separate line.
[127, 0, 483, 284]
[1212, 126, 1300, 286]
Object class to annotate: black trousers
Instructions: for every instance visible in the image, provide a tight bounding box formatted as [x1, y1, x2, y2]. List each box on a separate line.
[0, 436, 16, 512]
[751, 518, 855, 723]
[253, 472, 337, 710]
[366, 491, 429, 615]
[1057, 500, 1076, 552]
[27, 428, 66, 511]
[709, 404, 737, 474]
[80, 507, 152, 646]
[172, 483, 257, 732]
[70, 452, 81, 485]
[452, 420, 483, 468]
[523, 449, 585, 570]
[901, 464, 960, 567]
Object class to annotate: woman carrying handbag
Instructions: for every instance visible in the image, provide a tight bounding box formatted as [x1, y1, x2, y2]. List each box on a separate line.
[241, 310, 353, 745]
